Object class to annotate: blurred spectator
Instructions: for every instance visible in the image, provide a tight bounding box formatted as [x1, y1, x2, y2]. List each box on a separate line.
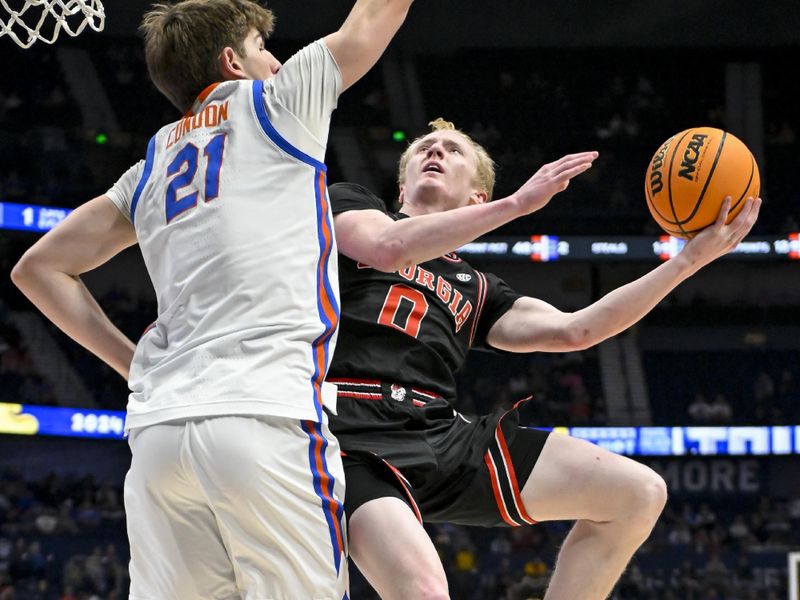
[754, 370, 775, 402]
[728, 514, 751, 544]
[507, 559, 548, 600]
[1, 464, 799, 597]
[707, 393, 733, 424]
[687, 393, 714, 423]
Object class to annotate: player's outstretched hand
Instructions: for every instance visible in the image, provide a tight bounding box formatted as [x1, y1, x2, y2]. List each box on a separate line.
[510, 151, 598, 216]
[682, 196, 762, 267]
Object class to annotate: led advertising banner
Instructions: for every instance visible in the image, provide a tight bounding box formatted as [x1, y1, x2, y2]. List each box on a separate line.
[0, 403, 125, 440]
[0, 202, 72, 233]
[3, 202, 797, 262]
[457, 234, 800, 262]
[2, 402, 799, 455]
[556, 425, 800, 457]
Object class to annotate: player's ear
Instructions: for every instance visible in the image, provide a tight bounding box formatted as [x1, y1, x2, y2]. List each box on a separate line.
[219, 47, 245, 80]
[468, 189, 488, 206]
[398, 185, 405, 206]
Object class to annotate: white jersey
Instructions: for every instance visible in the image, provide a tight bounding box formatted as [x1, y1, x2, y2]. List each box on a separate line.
[106, 41, 342, 431]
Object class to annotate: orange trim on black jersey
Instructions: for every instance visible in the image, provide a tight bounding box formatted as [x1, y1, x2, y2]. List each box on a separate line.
[468, 271, 488, 347]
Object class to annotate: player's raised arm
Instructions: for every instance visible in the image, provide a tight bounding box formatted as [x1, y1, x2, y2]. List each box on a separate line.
[487, 197, 762, 354]
[10, 196, 138, 379]
[334, 150, 597, 273]
[324, 0, 415, 92]
[333, 120, 597, 272]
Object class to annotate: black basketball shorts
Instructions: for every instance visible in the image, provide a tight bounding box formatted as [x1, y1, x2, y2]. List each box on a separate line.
[327, 379, 550, 528]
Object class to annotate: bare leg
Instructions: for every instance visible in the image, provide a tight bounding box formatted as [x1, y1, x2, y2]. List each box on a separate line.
[520, 433, 667, 600]
[349, 497, 450, 600]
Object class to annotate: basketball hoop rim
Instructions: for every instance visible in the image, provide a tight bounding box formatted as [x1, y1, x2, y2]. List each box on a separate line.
[0, 0, 106, 49]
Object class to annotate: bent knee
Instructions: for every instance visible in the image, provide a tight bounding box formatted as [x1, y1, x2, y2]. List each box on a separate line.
[641, 468, 668, 514]
[624, 467, 667, 528]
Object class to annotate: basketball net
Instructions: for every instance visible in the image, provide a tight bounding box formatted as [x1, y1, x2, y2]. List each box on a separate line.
[0, 0, 104, 48]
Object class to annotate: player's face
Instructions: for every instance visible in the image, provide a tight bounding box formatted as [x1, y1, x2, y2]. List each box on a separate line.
[237, 29, 282, 81]
[402, 131, 486, 211]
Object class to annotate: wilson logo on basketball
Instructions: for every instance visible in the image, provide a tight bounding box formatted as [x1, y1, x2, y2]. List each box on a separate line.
[648, 138, 672, 195]
[678, 133, 708, 181]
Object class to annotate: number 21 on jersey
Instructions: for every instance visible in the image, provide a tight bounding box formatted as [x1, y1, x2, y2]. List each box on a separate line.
[165, 133, 226, 223]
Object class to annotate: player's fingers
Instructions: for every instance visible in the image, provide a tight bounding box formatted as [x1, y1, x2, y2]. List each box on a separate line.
[553, 155, 598, 177]
[556, 162, 594, 182]
[751, 197, 763, 221]
[744, 199, 762, 233]
[555, 151, 599, 167]
[736, 197, 761, 235]
[546, 152, 598, 172]
[729, 197, 756, 233]
[713, 197, 732, 230]
[725, 198, 760, 246]
[538, 152, 598, 181]
[731, 210, 758, 246]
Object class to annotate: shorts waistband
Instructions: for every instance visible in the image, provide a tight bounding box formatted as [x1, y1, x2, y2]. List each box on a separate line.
[327, 378, 441, 406]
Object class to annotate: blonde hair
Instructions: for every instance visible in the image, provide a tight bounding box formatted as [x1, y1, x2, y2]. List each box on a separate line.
[398, 118, 496, 200]
[140, 0, 275, 112]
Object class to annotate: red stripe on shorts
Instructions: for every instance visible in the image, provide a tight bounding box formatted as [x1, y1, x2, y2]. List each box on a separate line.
[484, 451, 520, 526]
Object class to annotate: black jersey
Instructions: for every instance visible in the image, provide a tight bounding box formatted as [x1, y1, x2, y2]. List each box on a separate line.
[327, 183, 522, 400]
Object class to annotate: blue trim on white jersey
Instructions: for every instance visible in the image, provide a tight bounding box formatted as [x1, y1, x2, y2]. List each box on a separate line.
[130, 135, 157, 224]
[301, 419, 345, 574]
[311, 170, 339, 421]
[252, 79, 338, 421]
[251, 80, 326, 171]
[316, 181, 340, 320]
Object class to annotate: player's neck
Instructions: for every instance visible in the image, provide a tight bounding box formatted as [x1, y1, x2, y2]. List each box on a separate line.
[398, 195, 456, 217]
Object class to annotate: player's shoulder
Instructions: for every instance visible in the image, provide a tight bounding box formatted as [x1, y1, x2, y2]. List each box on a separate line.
[329, 181, 379, 201]
[329, 182, 388, 214]
[283, 39, 331, 67]
[272, 39, 335, 84]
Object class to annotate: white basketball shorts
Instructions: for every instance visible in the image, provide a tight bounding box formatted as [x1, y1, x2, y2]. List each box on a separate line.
[124, 414, 348, 599]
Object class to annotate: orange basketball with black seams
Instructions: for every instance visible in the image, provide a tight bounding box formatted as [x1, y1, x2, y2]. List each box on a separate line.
[645, 126, 760, 239]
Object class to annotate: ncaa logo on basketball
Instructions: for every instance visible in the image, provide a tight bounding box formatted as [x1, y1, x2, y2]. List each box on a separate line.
[678, 133, 708, 181]
[456, 273, 472, 282]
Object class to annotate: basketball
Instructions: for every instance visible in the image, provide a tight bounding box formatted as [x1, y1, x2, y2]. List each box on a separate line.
[644, 127, 760, 239]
